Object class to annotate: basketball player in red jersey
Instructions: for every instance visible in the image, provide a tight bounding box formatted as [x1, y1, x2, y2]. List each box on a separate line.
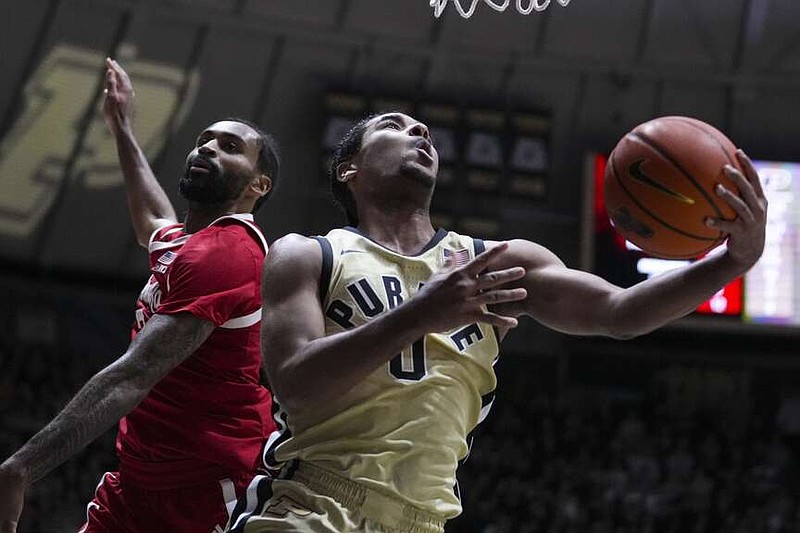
[0, 59, 278, 533]
[226, 112, 767, 532]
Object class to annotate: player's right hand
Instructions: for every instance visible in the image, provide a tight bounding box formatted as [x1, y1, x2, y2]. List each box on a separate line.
[102, 57, 135, 136]
[413, 241, 527, 331]
[0, 462, 26, 533]
[706, 150, 767, 271]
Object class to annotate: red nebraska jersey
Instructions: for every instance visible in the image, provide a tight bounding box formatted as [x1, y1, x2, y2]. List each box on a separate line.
[116, 214, 274, 489]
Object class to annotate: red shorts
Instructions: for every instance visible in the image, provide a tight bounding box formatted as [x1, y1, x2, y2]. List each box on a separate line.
[79, 471, 253, 533]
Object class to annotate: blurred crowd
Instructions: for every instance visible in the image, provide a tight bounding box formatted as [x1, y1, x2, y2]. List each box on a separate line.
[2, 335, 798, 533]
[453, 371, 800, 532]
[0, 343, 117, 533]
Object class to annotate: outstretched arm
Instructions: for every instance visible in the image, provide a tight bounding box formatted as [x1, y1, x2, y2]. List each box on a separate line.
[261, 234, 527, 414]
[0, 313, 214, 532]
[103, 58, 177, 247]
[493, 150, 767, 339]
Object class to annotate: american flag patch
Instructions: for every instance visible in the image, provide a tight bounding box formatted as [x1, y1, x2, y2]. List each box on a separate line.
[157, 250, 177, 265]
[443, 247, 471, 267]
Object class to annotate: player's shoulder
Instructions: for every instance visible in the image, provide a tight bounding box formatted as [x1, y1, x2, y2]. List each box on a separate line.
[150, 222, 186, 246]
[195, 217, 266, 252]
[268, 233, 323, 264]
[439, 229, 483, 250]
[271, 232, 320, 249]
[262, 233, 324, 291]
[173, 219, 264, 272]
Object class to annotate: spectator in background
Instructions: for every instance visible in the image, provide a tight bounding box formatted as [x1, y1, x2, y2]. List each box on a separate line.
[453, 381, 798, 533]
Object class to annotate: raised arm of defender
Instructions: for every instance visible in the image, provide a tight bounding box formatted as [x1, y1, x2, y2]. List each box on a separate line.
[260, 235, 527, 414]
[490, 150, 767, 339]
[103, 58, 177, 246]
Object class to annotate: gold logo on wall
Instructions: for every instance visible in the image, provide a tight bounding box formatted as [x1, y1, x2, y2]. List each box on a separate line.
[0, 44, 198, 238]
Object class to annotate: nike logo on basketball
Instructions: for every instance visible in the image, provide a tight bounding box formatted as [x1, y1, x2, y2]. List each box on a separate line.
[629, 159, 695, 204]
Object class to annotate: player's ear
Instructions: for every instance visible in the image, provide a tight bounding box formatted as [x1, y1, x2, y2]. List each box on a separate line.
[337, 161, 357, 183]
[252, 173, 272, 197]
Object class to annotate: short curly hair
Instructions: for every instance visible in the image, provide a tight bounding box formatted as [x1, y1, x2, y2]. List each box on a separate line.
[221, 117, 280, 213]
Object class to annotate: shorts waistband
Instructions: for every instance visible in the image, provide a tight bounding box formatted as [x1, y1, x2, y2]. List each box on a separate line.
[291, 462, 445, 533]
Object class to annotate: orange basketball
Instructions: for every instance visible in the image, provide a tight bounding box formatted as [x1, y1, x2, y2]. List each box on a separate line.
[604, 116, 741, 259]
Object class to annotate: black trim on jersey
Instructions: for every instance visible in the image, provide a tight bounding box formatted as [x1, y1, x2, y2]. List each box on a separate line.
[460, 389, 496, 466]
[283, 459, 300, 480]
[492, 324, 502, 345]
[228, 484, 252, 529]
[453, 389, 496, 501]
[419, 228, 449, 254]
[462, 431, 476, 464]
[262, 400, 293, 471]
[473, 238, 486, 256]
[342, 226, 448, 257]
[228, 475, 275, 533]
[312, 236, 333, 303]
[254, 477, 274, 515]
[481, 390, 496, 408]
[227, 459, 303, 532]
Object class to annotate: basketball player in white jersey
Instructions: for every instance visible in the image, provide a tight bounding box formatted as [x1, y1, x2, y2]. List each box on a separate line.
[226, 112, 767, 532]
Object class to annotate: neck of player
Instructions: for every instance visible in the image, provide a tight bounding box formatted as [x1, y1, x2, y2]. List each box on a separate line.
[356, 204, 437, 256]
[183, 202, 238, 233]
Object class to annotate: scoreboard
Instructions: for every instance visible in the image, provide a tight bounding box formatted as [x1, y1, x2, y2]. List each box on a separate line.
[745, 161, 800, 324]
[322, 92, 551, 240]
[586, 154, 800, 326]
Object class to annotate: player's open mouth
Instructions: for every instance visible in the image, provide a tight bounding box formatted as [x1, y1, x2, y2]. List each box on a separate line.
[413, 139, 435, 164]
[416, 148, 434, 162]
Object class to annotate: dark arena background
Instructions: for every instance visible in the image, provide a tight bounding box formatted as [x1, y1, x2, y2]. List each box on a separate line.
[2, 0, 800, 531]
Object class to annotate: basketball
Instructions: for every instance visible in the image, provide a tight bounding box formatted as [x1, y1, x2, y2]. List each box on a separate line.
[604, 116, 741, 259]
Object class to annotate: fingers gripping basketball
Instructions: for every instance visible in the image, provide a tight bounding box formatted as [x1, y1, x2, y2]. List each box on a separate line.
[604, 116, 742, 259]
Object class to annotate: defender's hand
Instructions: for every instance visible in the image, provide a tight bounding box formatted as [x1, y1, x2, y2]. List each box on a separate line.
[102, 57, 135, 136]
[0, 462, 26, 533]
[706, 150, 768, 270]
[413, 242, 527, 331]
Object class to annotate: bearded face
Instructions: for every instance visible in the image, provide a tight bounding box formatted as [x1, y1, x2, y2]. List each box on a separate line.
[179, 152, 247, 205]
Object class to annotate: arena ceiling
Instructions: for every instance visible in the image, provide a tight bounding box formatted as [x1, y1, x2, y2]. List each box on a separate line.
[1, 0, 799, 285]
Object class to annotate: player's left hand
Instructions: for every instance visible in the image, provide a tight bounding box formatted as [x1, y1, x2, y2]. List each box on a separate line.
[705, 149, 767, 270]
[0, 461, 26, 533]
[102, 57, 135, 137]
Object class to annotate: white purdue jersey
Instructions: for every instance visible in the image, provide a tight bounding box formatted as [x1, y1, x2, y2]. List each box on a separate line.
[264, 227, 501, 519]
